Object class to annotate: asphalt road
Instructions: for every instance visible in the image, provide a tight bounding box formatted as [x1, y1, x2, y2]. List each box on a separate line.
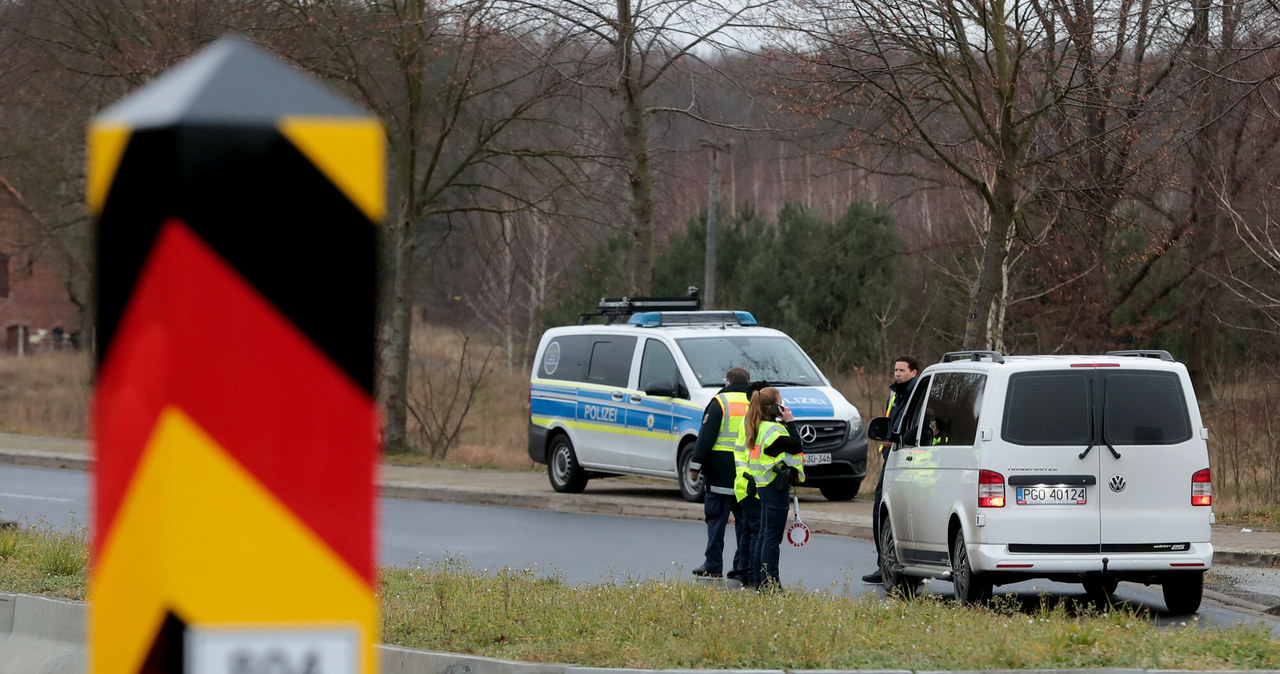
[3, 464, 1279, 634]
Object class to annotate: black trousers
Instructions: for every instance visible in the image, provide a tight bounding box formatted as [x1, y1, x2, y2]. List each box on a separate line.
[702, 489, 750, 575]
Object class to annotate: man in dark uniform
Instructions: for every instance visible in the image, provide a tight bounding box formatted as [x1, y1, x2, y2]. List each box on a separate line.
[862, 355, 919, 583]
[688, 366, 752, 580]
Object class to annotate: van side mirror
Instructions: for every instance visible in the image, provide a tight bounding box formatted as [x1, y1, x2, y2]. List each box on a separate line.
[867, 417, 896, 443]
[643, 380, 678, 397]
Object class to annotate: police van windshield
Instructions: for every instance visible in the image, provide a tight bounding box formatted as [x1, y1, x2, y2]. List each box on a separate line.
[676, 336, 824, 387]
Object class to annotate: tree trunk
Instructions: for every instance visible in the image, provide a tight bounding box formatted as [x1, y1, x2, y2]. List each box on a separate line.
[617, 0, 653, 294]
[963, 177, 1016, 350]
[704, 143, 720, 309]
[382, 208, 414, 452]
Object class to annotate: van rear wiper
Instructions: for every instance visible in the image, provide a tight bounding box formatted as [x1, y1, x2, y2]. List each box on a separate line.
[1078, 443, 1094, 460]
[1104, 440, 1121, 459]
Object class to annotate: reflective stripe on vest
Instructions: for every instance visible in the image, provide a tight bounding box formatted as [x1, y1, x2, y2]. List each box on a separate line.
[733, 426, 753, 502]
[735, 420, 804, 497]
[712, 392, 749, 453]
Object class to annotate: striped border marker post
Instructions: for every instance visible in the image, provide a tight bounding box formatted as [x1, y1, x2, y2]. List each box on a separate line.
[87, 36, 383, 674]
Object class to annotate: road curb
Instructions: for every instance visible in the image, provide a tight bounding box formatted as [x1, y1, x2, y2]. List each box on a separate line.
[0, 593, 84, 674]
[0, 449, 90, 472]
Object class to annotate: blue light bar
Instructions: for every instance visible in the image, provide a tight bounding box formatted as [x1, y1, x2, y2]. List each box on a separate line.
[628, 312, 663, 327]
[734, 311, 757, 326]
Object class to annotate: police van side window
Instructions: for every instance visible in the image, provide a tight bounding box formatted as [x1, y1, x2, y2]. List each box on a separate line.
[639, 339, 680, 393]
[898, 375, 931, 448]
[1003, 372, 1092, 446]
[923, 372, 985, 446]
[585, 336, 637, 387]
[540, 335, 590, 382]
[1103, 372, 1193, 445]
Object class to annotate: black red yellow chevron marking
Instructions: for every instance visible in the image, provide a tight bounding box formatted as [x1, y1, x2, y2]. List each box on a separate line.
[89, 37, 382, 674]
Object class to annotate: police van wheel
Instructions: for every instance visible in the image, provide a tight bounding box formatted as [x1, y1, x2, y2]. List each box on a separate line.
[548, 435, 588, 493]
[818, 479, 862, 501]
[677, 441, 704, 503]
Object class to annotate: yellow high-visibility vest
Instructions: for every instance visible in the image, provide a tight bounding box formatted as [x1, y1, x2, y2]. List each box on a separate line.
[735, 420, 804, 500]
[712, 392, 749, 453]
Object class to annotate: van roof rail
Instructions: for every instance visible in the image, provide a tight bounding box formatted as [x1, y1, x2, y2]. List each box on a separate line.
[1105, 349, 1176, 362]
[941, 350, 1005, 363]
[578, 287, 701, 325]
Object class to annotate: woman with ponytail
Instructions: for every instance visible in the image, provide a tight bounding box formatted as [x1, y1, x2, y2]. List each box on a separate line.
[733, 386, 804, 589]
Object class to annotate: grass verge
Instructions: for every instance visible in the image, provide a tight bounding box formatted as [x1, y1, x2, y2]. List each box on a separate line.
[0, 523, 87, 600]
[380, 560, 1280, 670]
[2, 525, 1276, 670]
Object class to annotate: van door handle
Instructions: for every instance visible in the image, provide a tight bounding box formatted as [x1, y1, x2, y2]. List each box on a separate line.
[629, 394, 642, 404]
[611, 392, 625, 401]
[905, 456, 914, 462]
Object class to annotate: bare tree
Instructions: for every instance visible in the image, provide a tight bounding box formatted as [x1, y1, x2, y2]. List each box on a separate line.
[268, 0, 603, 451]
[774, 0, 1242, 351]
[492, 0, 778, 293]
[3, 0, 601, 452]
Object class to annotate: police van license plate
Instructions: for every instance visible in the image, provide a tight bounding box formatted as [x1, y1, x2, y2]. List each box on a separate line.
[1016, 486, 1087, 505]
[803, 453, 831, 465]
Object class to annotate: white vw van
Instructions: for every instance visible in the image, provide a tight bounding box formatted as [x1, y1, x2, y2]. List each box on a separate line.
[868, 350, 1214, 614]
[529, 295, 867, 502]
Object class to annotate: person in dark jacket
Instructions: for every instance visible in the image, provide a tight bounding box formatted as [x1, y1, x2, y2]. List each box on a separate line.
[862, 355, 919, 584]
[688, 367, 752, 579]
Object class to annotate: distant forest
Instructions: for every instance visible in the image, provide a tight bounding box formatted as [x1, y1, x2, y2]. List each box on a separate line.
[3, 0, 1280, 449]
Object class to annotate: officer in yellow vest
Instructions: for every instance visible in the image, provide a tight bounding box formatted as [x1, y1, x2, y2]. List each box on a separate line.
[688, 367, 753, 579]
[736, 386, 804, 590]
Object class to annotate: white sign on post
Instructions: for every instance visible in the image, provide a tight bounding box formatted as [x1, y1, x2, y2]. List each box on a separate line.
[185, 626, 359, 674]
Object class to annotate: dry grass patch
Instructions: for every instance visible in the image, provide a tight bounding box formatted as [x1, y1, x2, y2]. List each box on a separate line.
[0, 352, 91, 437]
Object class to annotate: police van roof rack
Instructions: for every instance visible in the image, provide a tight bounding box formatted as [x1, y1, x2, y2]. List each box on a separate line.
[941, 350, 1005, 364]
[1105, 349, 1176, 362]
[578, 287, 701, 325]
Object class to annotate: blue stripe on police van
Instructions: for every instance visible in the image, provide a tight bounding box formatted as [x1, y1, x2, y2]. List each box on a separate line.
[530, 397, 576, 419]
[778, 387, 836, 417]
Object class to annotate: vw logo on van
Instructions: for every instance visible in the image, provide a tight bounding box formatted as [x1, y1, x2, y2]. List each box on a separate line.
[1108, 475, 1127, 493]
[799, 424, 817, 444]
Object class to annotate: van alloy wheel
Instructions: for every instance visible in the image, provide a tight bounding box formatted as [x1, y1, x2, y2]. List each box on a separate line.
[879, 515, 921, 598]
[676, 441, 704, 503]
[548, 435, 588, 493]
[951, 529, 992, 605]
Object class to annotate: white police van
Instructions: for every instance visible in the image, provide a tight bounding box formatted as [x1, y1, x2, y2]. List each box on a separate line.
[529, 295, 867, 502]
[868, 350, 1214, 614]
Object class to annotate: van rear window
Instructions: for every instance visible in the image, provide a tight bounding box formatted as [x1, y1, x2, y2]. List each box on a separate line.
[1003, 373, 1092, 445]
[1103, 372, 1192, 445]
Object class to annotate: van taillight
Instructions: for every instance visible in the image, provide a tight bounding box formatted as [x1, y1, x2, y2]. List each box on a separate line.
[979, 469, 1005, 507]
[1191, 468, 1212, 506]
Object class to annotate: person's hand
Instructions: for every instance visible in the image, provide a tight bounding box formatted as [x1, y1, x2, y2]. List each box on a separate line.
[689, 470, 700, 482]
[779, 404, 794, 423]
